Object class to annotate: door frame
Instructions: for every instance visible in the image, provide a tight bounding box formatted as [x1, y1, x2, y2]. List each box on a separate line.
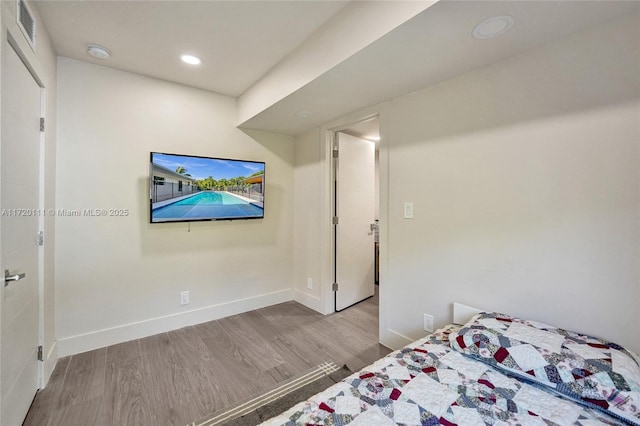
[318, 104, 389, 318]
[331, 130, 376, 312]
[0, 27, 48, 415]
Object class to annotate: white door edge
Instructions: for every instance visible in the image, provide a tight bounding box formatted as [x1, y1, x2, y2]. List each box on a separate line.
[1, 25, 47, 404]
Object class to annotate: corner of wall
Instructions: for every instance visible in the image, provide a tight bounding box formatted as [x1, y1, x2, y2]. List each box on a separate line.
[379, 327, 413, 351]
[42, 340, 58, 387]
[293, 289, 323, 313]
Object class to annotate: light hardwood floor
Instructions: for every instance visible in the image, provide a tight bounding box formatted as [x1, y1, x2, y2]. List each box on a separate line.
[24, 291, 390, 426]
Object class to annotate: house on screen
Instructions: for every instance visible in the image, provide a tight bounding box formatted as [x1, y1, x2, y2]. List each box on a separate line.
[150, 163, 199, 203]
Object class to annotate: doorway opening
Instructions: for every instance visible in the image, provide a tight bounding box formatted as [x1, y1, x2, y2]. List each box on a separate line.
[331, 116, 380, 312]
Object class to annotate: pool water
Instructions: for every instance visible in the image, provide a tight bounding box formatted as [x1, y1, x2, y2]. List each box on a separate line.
[152, 191, 263, 221]
[172, 192, 247, 206]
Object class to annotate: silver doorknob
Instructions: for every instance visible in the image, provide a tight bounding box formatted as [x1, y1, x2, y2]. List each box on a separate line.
[4, 269, 26, 287]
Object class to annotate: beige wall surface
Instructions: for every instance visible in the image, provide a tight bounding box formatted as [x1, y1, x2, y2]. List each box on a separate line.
[56, 58, 294, 355]
[380, 14, 640, 352]
[292, 128, 323, 311]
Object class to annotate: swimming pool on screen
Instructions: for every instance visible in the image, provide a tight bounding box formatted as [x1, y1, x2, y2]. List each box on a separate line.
[152, 191, 263, 221]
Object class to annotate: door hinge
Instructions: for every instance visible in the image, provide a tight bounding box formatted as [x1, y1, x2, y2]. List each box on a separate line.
[332, 282, 339, 291]
[37, 345, 43, 361]
[40, 117, 45, 132]
[332, 149, 339, 159]
[37, 230, 44, 246]
[332, 216, 339, 225]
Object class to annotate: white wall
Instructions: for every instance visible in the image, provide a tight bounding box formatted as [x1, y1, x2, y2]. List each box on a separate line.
[292, 128, 323, 311]
[0, 0, 58, 383]
[381, 14, 640, 352]
[56, 58, 294, 356]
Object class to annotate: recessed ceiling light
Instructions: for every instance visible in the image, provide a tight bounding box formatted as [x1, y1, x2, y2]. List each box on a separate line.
[472, 15, 515, 39]
[181, 54, 202, 65]
[87, 44, 110, 60]
[296, 110, 312, 119]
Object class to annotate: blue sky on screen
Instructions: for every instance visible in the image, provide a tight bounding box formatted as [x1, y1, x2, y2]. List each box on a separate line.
[153, 153, 264, 180]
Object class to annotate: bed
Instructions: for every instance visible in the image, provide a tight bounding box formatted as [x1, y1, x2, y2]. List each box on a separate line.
[260, 308, 640, 425]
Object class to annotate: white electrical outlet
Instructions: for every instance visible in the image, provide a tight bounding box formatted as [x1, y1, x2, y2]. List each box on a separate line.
[404, 202, 414, 219]
[423, 314, 434, 332]
[307, 277, 313, 289]
[180, 291, 190, 306]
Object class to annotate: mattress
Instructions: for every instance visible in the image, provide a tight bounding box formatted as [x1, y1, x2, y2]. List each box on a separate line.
[261, 319, 639, 426]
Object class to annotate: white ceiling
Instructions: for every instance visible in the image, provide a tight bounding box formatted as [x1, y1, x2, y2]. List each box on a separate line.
[35, 0, 638, 136]
[241, 0, 639, 135]
[36, 0, 349, 97]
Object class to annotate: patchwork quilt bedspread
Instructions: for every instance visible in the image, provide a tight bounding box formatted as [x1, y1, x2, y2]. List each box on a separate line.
[261, 325, 627, 426]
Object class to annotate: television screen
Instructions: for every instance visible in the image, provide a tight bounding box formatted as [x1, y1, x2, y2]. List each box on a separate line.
[150, 152, 265, 223]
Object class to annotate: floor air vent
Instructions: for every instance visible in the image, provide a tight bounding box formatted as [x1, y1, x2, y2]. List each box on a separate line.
[17, 0, 36, 50]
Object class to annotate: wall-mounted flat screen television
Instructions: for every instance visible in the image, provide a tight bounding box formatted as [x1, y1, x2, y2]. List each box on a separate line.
[150, 152, 265, 223]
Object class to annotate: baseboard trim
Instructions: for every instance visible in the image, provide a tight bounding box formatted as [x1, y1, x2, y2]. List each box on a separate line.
[380, 327, 414, 350]
[293, 289, 323, 313]
[57, 289, 293, 357]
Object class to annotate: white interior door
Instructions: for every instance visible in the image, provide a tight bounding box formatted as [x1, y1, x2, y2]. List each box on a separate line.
[1, 41, 42, 425]
[334, 132, 375, 311]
